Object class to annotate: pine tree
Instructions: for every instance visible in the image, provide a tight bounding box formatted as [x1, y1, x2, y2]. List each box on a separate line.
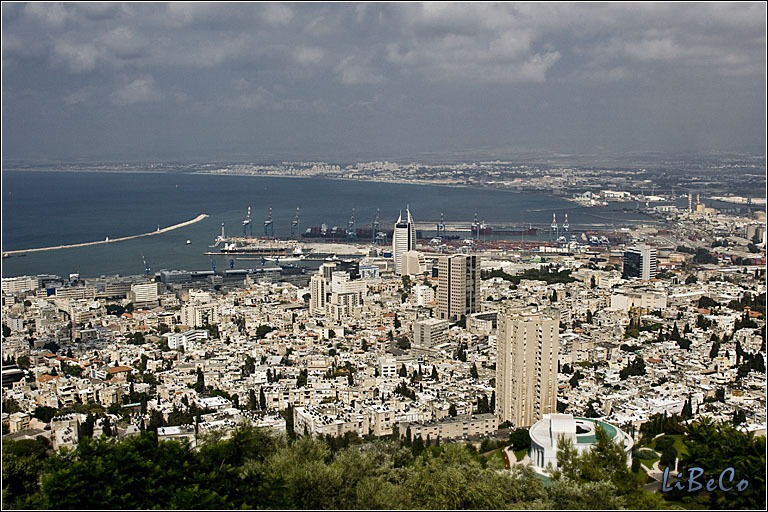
[709, 341, 720, 359]
[431, 366, 438, 381]
[259, 387, 267, 410]
[470, 363, 479, 380]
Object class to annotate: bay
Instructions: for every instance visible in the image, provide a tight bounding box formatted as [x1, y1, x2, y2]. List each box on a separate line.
[1, 170, 652, 278]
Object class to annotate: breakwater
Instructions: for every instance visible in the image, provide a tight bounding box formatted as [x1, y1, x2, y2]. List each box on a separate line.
[3, 214, 208, 256]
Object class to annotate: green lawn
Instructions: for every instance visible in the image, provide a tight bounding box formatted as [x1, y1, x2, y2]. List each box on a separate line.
[646, 434, 689, 470]
[639, 453, 659, 470]
[515, 448, 527, 462]
[485, 449, 506, 470]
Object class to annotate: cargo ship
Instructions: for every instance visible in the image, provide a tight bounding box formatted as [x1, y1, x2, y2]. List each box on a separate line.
[476, 225, 538, 236]
[207, 235, 308, 257]
[302, 225, 394, 241]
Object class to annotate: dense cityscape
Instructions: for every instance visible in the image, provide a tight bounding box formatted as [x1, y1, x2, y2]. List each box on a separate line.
[2, 2, 766, 510]
[2, 159, 766, 509]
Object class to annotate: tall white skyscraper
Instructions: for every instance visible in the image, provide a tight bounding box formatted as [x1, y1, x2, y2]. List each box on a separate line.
[392, 206, 416, 276]
[496, 308, 559, 428]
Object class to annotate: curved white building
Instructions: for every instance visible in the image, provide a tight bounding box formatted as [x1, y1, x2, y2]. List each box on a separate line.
[392, 206, 416, 276]
[527, 413, 633, 473]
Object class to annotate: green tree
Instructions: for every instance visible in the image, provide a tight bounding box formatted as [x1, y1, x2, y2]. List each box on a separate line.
[678, 418, 766, 509]
[509, 428, 531, 451]
[259, 387, 267, 410]
[2, 437, 52, 508]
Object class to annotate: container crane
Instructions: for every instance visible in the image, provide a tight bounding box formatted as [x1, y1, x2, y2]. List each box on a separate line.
[264, 207, 274, 237]
[291, 207, 300, 239]
[347, 208, 357, 241]
[243, 206, 252, 237]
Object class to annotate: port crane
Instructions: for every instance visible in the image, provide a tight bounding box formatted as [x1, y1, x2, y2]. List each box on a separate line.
[347, 208, 357, 241]
[141, 255, 150, 276]
[472, 212, 480, 241]
[373, 208, 387, 245]
[243, 206, 252, 237]
[372, 208, 380, 243]
[436, 212, 446, 240]
[291, 207, 300, 239]
[264, 207, 274, 237]
[550, 213, 558, 241]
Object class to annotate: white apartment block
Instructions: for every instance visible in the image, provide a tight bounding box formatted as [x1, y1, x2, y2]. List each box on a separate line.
[400, 250, 426, 276]
[413, 318, 449, 347]
[2, 276, 39, 295]
[310, 274, 327, 316]
[130, 282, 158, 304]
[413, 285, 435, 306]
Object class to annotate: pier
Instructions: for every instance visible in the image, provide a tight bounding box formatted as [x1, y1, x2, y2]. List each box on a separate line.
[2, 214, 209, 256]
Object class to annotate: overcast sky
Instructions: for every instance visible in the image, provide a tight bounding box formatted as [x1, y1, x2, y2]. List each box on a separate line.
[2, 2, 766, 162]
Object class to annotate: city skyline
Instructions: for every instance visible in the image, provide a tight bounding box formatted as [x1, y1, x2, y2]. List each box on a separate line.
[2, 2, 766, 162]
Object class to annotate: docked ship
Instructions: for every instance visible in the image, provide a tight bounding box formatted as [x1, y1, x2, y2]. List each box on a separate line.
[476, 224, 538, 236]
[206, 234, 308, 257]
[302, 225, 394, 241]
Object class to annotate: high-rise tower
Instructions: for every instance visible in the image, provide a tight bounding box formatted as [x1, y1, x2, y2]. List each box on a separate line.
[437, 254, 479, 321]
[622, 245, 657, 280]
[392, 206, 416, 276]
[496, 308, 559, 427]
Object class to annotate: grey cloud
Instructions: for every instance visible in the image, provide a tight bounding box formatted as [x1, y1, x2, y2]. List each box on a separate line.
[335, 57, 384, 85]
[110, 76, 163, 105]
[1, 2, 765, 160]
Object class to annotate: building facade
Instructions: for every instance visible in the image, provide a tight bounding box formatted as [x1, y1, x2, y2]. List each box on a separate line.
[309, 274, 327, 316]
[622, 245, 658, 280]
[392, 207, 416, 276]
[437, 254, 479, 321]
[496, 308, 559, 427]
[413, 317, 449, 347]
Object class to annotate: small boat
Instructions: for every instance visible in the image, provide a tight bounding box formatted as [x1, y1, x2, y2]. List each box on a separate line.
[186, 240, 191, 245]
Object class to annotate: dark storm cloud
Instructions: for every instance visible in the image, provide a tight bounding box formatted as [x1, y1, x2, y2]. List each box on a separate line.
[2, 2, 765, 161]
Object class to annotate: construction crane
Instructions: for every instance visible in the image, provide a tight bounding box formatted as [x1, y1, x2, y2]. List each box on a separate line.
[264, 207, 274, 237]
[230, 259, 235, 269]
[243, 206, 252, 237]
[141, 255, 150, 276]
[347, 208, 357, 241]
[291, 207, 300, 239]
[563, 213, 570, 234]
[211, 259, 217, 272]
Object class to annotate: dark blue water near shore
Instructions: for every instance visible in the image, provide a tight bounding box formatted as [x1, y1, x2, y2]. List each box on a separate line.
[2, 170, 652, 278]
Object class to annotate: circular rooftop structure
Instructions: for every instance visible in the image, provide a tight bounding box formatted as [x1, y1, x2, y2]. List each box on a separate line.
[527, 414, 633, 473]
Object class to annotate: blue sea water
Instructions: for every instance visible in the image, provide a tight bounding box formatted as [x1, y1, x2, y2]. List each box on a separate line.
[1, 170, 652, 278]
